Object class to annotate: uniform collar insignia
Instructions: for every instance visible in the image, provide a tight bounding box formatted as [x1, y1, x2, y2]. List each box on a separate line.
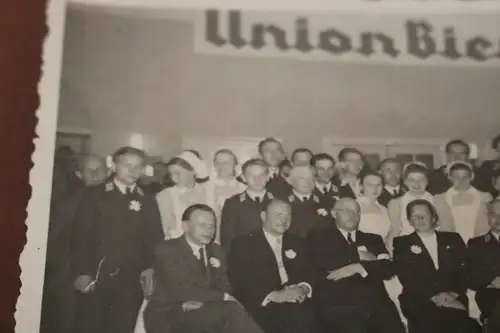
[331, 184, 338, 192]
[288, 195, 295, 203]
[105, 182, 114, 192]
[267, 192, 274, 199]
[137, 187, 144, 196]
[240, 193, 246, 202]
[313, 195, 320, 203]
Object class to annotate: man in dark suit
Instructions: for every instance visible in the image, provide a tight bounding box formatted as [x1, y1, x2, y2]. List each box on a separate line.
[468, 198, 500, 332]
[427, 139, 481, 195]
[220, 158, 275, 253]
[72, 147, 165, 333]
[227, 199, 320, 333]
[307, 198, 405, 333]
[286, 165, 331, 238]
[291, 148, 314, 166]
[41, 155, 108, 333]
[144, 204, 264, 333]
[377, 158, 406, 207]
[258, 137, 292, 199]
[311, 153, 341, 210]
[477, 134, 500, 196]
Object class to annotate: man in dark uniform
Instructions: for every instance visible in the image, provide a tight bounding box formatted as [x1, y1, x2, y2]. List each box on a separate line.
[41, 155, 108, 333]
[311, 153, 341, 210]
[377, 158, 406, 207]
[72, 147, 164, 333]
[334, 148, 365, 199]
[467, 198, 500, 332]
[287, 165, 330, 238]
[259, 137, 292, 199]
[220, 158, 274, 253]
[427, 139, 481, 195]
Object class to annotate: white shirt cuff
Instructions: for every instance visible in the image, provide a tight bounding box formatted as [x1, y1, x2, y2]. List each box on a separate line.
[297, 282, 313, 298]
[261, 292, 273, 307]
[377, 253, 391, 260]
[359, 265, 368, 278]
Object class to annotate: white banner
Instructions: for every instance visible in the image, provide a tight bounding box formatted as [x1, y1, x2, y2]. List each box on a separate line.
[194, 10, 500, 67]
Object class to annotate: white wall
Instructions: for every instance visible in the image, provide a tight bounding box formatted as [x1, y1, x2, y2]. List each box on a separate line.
[57, 8, 500, 159]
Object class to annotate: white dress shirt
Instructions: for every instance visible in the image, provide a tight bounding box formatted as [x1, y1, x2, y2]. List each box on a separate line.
[261, 229, 312, 306]
[418, 232, 439, 270]
[337, 228, 370, 277]
[185, 237, 208, 267]
[315, 182, 332, 194]
[114, 179, 137, 194]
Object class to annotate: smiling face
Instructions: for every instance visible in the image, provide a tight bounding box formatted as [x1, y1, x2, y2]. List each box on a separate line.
[408, 203, 436, 233]
[404, 171, 428, 195]
[362, 174, 383, 200]
[262, 200, 292, 235]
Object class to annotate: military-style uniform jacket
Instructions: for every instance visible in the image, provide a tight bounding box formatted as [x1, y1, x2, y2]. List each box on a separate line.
[220, 191, 274, 253]
[71, 181, 165, 280]
[287, 192, 331, 238]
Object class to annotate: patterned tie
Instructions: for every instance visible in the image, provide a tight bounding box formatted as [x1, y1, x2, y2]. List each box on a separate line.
[347, 232, 354, 245]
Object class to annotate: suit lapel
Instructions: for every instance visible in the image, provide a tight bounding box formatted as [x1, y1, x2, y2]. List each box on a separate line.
[179, 238, 208, 285]
[257, 231, 284, 286]
[436, 232, 448, 271]
[410, 233, 438, 272]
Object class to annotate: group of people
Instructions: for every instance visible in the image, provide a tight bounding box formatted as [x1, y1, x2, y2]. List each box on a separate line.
[41, 135, 500, 333]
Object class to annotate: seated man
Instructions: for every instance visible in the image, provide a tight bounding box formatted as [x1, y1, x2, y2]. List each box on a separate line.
[227, 199, 320, 333]
[307, 198, 406, 333]
[468, 198, 500, 332]
[144, 204, 264, 333]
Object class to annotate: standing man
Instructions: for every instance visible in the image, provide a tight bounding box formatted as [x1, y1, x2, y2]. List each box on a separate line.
[335, 148, 365, 199]
[41, 155, 108, 333]
[311, 153, 341, 210]
[467, 198, 500, 332]
[220, 159, 274, 253]
[228, 199, 320, 333]
[287, 165, 330, 238]
[477, 134, 500, 196]
[307, 198, 406, 333]
[144, 204, 264, 333]
[72, 147, 164, 333]
[258, 137, 292, 199]
[291, 148, 314, 166]
[377, 158, 406, 207]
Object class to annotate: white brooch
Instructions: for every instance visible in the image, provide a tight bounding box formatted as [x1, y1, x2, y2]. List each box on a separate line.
[317, 208, 328, 216]
[285, 249, 297, 259]
[313, 195, 320, 203]
[105, 182, 114, 192]
[209, 257, 221, 268]
[129, 200, 142, 212]
[289, 195, 295, 203]
[410, 245, 422, 254]
[240, 193, 246, 202]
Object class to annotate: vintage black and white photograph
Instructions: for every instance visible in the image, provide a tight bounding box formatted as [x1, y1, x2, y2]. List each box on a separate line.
[16, 1, 500, 333]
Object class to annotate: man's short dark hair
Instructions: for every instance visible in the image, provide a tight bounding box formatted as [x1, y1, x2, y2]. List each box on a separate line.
[181, 204, 216, 222]
[378, 158, 401, 171]
[338, 147, 363, 162]
[406, 199, 439, 222]
[310, 153, 335, 167]
[112, 146, 147, 162]
[492, 134, 500, 150]
[258, 137, 283, 155]
[445, 139, 470, 155]
[241, 158, 268, 174]
[291, 148, 313, 163]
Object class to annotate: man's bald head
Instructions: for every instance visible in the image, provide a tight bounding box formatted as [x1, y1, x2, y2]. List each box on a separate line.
[332, 197, 361, 231]
[288, 165, 315, 195]
[77, 154, 108, 186]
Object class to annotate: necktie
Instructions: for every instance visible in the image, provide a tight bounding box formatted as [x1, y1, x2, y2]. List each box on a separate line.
[254, 196, 261, 204]
[198, 248, 207, 275]
[303, 196, 308, 202]
[323, 186, 328, 195]
[347, 232, 354, 245]
[273, 238, 289, 284]
[126, 186, 133, 196]
[392, 189, 398, 197]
